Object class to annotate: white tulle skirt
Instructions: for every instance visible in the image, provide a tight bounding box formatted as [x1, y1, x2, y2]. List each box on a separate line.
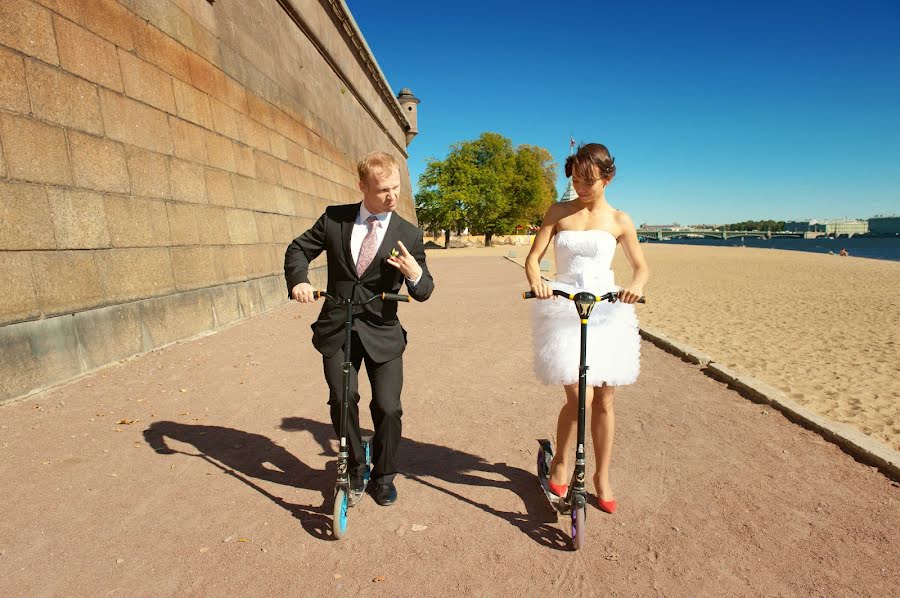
[531, 280, 641, 387]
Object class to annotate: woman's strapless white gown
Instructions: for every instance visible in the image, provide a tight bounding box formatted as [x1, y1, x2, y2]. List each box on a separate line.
[531, 230, 641, 387]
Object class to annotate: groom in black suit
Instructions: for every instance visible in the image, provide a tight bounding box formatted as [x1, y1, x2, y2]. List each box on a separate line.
[284, 152, 434, 506]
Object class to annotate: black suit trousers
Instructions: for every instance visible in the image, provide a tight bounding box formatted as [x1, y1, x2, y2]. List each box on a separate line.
[323, 331, 403, 484]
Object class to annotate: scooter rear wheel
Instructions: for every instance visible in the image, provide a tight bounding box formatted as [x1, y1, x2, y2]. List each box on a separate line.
[333, 488, 349, 539]
[571, 505, 586, 550]
[537, 444, 553, 478]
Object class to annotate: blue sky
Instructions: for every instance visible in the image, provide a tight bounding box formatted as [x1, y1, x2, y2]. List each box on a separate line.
[346, 0, 899, 226]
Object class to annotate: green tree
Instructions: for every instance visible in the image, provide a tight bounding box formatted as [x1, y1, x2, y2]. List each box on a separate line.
[415, 132, 557, 246]
[414, 160, 464, 248]
[509, 144, 558, 228]
[720, 220, 786, 232]
[451, 132, 516, 246]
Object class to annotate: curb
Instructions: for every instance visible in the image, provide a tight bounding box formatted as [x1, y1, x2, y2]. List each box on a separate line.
[638, 327, 712, 366]
[639, 332, 900, 482]
[505, 256, 900, 482]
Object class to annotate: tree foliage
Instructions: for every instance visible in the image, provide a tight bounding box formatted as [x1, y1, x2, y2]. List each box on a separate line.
[415, 132, 557, 245]
[716, 220, 786, 231]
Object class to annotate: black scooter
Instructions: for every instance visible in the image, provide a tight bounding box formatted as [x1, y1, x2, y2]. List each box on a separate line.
[524, 289, 645, 550]
[312, 290, 409, 539]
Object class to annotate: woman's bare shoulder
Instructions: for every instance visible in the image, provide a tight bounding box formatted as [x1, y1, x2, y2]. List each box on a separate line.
[543, 201, 572, 224]
[614, 209, 636, 230]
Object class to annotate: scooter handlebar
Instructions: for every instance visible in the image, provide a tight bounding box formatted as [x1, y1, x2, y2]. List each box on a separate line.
[523, 290, 646, 304]
[523, 290, 567, 300]
[381, 292, 410, 303]
[310, 290, 409, 303]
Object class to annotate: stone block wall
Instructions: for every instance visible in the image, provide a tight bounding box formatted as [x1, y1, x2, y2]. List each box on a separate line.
[0, 0, 415, 401]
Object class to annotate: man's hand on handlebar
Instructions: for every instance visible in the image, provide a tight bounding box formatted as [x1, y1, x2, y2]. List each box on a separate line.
[291, 282, 316, 303]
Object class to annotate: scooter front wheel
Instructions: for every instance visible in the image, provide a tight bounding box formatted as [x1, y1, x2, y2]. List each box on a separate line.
[333, 488, 349, 539]
[570, 505, 586, 550]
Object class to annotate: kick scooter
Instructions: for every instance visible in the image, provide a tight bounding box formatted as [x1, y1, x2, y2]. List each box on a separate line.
[312, 290, 409, 539]
[523, 289, 645, 550]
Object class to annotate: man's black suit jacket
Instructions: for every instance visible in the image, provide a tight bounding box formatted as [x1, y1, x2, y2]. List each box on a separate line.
[284, 202, 434, 362]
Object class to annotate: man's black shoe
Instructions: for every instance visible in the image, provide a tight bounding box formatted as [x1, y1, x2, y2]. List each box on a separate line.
[370, 482, 397, 506]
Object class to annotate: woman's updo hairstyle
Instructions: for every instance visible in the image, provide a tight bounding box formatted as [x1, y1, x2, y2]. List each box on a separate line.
[565, 143, 616, 183]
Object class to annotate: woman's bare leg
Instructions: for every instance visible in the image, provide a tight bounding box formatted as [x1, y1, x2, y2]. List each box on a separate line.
[591, 385, 616, 501]
[549, 383, 593, 487]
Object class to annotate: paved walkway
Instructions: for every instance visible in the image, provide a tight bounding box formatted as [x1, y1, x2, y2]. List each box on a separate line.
[1, 255, 897, 597]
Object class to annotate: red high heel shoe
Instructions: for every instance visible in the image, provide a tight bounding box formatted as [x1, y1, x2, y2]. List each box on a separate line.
[596, 497, 617, 514]
[548, 481, 568, 497]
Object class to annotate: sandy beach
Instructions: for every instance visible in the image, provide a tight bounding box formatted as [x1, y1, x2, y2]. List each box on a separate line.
[428, 243, 900, 450]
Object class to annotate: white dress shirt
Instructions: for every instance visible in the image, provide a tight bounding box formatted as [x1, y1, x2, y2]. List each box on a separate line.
[351, 205, 421, 286]
[351, 204, 392, 263]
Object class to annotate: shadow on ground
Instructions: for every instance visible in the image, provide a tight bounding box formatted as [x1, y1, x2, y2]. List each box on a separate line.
[143, 420, 334, 540]
[143, 417, 573, 549]
[282, 416, 572, 550]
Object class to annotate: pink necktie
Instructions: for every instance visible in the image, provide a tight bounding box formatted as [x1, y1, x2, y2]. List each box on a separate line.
[356, 215, 380, 277]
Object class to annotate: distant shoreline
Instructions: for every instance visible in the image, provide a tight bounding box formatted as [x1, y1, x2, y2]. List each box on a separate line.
[644, 236, 900, 262]
[423, 234, 900, 262]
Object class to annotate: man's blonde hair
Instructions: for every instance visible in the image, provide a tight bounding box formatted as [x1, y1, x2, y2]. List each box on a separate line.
[357, 151, 399, 183]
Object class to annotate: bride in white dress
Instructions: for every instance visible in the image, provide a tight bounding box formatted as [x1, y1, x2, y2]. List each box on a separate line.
[525, 143, 650, 514]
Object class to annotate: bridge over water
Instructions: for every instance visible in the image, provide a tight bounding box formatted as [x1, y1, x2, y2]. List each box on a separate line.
[637, 229, 812, 241]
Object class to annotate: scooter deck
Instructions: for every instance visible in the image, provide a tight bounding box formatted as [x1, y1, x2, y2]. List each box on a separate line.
[347, 435, 373, 506]
[536, 439, 570, 514]
[348, 487, 366, 506]
[538, 475, 567, 508]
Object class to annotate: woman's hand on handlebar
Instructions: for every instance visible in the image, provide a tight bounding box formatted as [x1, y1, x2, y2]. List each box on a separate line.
[291, 282, 316, 303]
[618, 285, 644, 304]
[530, 280, 554, 300]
